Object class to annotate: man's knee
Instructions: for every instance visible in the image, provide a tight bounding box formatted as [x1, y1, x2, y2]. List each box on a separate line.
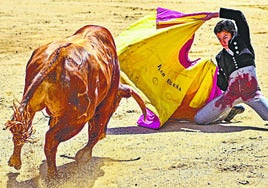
[194, 113, 210, 125]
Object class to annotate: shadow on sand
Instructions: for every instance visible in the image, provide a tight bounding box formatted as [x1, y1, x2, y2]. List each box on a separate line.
[6, 120, 267, 187]
[6, 156, 105, 188]
[107, 119, 268, 135]
[6, 155, 140, 188]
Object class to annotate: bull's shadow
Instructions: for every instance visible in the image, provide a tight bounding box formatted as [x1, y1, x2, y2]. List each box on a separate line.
[107, 119, 268, 135]
[6, 156, 106, 188]
[6, 155, 140, 188]
[6, 120, 268, 187]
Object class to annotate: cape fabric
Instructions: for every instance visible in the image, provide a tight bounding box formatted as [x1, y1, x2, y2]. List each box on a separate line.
[115, 7, 221, 129]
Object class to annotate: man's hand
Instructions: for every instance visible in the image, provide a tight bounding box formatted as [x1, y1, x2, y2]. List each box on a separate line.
[202, 12, 219, 20]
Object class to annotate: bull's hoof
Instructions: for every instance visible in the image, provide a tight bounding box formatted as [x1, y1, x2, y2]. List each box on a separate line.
[44, 171, 60, 187]
[8, 156, 22, 170]
[75, 148, 92, 163]
[46, 170, 59, 180]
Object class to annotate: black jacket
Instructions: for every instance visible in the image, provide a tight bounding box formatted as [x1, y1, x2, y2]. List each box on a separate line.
[216, 8, 255, 91]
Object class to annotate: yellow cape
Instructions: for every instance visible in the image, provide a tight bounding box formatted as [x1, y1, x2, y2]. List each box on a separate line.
[116, 8, 220, 129]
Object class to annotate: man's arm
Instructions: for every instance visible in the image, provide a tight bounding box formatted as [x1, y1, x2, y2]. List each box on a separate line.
[219, 8, 251, 45]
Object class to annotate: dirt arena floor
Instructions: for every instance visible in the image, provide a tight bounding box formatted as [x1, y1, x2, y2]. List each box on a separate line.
[0, 0, 267, 187]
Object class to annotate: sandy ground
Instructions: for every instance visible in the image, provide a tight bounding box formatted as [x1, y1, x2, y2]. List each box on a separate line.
[0, 0, 268, 187]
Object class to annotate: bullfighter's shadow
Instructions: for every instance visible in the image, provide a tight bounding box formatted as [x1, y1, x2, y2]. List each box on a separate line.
[6, 156, 106, 188]
[107, 119, 268, 135]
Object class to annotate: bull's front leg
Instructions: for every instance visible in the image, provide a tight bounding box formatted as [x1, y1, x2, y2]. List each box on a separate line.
[44, 119, 87, 178]
[74, 121, 96, 163]
[75, 107, 115, 163]
[8, 136, 24, 170]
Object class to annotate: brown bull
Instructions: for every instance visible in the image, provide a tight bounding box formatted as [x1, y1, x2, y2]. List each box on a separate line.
[5, 25, 146, 178]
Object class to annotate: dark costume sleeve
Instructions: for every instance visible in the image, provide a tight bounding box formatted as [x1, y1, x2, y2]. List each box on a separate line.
[219, 8, 254, 54]
[216, 53, 228, 91]
[217, 71, 228, 91]
[215, 8, 255, 91]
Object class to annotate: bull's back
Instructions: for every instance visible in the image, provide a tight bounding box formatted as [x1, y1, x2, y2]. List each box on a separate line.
[24, 25, 119, 117]
[63, 25, 120, 105]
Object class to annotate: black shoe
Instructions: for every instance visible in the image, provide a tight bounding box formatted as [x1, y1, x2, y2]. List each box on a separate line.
[224, 105, 245, 122]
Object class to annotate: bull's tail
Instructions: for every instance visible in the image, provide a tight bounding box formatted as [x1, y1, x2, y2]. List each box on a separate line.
[117, 83, 147, 120]
[5, 43, 71, 144]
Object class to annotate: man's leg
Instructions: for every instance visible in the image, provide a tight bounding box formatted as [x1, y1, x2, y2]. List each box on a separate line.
[246, 95, 268, 121]
[194, 95, 231, 125]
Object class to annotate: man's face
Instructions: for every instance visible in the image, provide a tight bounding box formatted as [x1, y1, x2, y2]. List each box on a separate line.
[216, 30, 232, 50]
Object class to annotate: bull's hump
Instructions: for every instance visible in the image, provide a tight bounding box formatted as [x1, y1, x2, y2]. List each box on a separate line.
[45, 41, 71, 57]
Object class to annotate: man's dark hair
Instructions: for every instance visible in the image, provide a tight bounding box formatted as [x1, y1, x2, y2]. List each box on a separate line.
[214, 20, 236, 36]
